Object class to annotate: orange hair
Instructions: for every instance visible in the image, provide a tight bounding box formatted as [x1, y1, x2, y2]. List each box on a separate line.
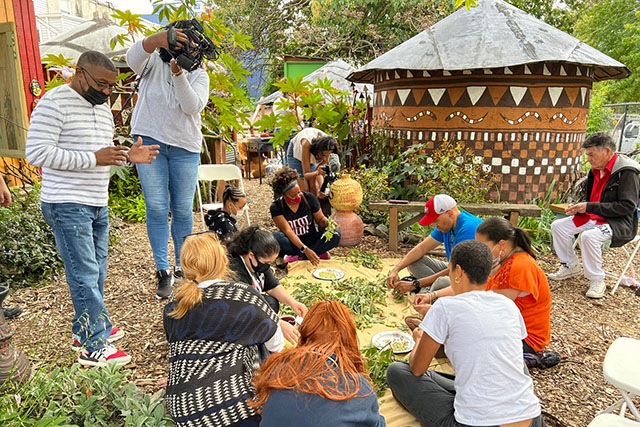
[169, 232, 228, 319]
[249, 301, 373, 412]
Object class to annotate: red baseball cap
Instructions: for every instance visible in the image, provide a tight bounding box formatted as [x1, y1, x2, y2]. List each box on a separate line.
[419, 194, 457, 226]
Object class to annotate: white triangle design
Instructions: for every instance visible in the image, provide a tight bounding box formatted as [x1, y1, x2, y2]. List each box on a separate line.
[524, 65, 531, 74]
[381, 91, 388, 105]
[423, 70, 430, 77]
[510, 86, 527, 106]
[484, 68, 493, 74]
[395, 70, 400, 79]
[560, 66, 567, 76]
[397, 89, 411, 106]
[576, 67, 582, 76]
[443, 70, 451, 76]
[543, 64, 551, 75]
[467, 86, 486, 106]
[504, 67, 513, 75]
[428, 88, 446, 106]
[548, 87, 563, 107]
[581, 87, 587, 105]
[407, 70, 413, 78]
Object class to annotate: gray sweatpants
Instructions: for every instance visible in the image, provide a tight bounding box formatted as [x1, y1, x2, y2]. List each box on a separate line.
[408, 256, 451, 294]
[386, 362, 545, 427]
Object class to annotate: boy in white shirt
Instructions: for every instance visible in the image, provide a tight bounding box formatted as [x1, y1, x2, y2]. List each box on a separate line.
[387, 240, 544, 427]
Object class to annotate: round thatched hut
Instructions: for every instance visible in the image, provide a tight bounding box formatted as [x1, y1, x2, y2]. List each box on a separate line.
[348, 0, 629, 201]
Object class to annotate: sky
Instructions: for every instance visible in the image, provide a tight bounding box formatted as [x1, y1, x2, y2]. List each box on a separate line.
[108, 0, 154, 14]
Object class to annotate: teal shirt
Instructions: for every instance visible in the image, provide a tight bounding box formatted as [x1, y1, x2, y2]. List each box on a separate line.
[430, 211, 483, 260]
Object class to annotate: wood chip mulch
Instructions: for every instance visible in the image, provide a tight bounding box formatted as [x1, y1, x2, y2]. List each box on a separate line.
[6, 179, 640, 426]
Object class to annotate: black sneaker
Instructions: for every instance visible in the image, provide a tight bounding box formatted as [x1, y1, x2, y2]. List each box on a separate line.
[173, 266, 184, 280]
[2, 306, 23, 320]
[156, 270, 173, 299]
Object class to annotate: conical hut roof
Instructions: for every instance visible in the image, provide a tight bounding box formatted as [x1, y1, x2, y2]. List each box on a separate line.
[348, 0, 629, 83]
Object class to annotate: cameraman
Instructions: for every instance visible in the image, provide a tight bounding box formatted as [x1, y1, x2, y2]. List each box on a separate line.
[126, 21, 210, 299]
[286, 128, 337, 199]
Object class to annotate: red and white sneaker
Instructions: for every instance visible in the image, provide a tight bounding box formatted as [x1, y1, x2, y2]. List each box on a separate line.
[72, 328, 125, 350]
[78, 344, 131, 367]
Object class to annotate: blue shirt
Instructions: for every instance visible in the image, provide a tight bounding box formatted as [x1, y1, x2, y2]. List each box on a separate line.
[430, 211, 483, 260]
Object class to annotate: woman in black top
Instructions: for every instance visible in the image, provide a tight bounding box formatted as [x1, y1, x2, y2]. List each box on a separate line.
[204, 184, 247, 240]
[227, 225, 308, 343]
[269, 167, 341, 265]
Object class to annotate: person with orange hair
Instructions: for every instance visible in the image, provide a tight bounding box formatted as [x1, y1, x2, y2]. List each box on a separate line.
[250, 301, 386, 426]
[163, 232, 284, 427]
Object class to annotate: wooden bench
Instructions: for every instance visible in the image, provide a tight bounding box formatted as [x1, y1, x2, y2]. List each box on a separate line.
[369, 201, 542, 251]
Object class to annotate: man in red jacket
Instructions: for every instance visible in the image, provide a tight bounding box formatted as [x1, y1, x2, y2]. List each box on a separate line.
[548, 132, 640, 298]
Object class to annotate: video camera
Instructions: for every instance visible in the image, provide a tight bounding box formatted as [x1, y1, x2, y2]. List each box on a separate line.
[320, 153, 340, 196]
[159, 19, 218, 72]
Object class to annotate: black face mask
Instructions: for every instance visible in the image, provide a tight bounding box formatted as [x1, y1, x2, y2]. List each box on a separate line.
[81, 85, 109, 106]
[250, 255, 271, 274]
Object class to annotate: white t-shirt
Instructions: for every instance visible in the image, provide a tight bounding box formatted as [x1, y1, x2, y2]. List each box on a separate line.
[420, 290, 541, 426]
[290, 127, 328, 164]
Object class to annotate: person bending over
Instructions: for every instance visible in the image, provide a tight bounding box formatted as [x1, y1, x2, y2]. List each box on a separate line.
[251, 301, 386, 427]
[387, 240, 544, 427]
[204, 184, 247, 240]
[388, 194, 482, 296]
[286, 127, 337, 198]
[164, 232, 283, 427]
[270, 167, 341, 265]
[226, 225, 308, 344]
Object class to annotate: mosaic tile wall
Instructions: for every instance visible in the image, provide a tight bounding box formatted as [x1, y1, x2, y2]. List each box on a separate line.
[371, 62, 593, 202]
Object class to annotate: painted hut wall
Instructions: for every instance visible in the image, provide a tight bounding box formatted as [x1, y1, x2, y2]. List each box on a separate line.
[372, 62, 592, 202]
[0, 0, 44, 185]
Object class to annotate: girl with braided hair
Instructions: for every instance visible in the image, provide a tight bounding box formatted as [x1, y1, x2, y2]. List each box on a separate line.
[204, 184, 247, 240]
[269, 167, 341, 265]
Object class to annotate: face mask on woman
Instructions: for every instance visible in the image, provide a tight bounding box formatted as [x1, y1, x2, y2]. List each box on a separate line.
[232, 205, 246, 218]
[250, 253, 271, 274]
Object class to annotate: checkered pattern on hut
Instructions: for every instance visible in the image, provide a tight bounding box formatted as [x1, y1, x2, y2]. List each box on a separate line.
[164, 281, 279, 427]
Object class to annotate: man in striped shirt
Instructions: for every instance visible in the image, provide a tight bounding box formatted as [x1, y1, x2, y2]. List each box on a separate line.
[26, 51, 158, 367]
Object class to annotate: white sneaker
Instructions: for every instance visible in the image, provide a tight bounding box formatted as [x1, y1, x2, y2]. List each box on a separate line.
[586, 281, 606, 299]
[78, 344, 131, 367]
[547, 263, 582, 281]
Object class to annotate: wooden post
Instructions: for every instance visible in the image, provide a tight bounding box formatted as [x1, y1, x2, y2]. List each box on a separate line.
[509, 211, 519, 226]
[389, 207, 399, 251]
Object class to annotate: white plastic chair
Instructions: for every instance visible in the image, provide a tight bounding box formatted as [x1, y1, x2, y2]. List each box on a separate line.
[571, 233, 640, 295]
[598, 337, 640, 421]
[196, 164, 250, 231]
[589, 413, 640, 426]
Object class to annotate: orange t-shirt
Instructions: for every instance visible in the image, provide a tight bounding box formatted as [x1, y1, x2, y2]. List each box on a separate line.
[485, 252, 551, 352]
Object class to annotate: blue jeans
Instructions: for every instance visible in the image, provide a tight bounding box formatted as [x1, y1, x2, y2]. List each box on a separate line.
[286, 144, 317, 178]
[42, 203, 112, 352]
[273, 230, 342, 257]
[135, 136, 200, 270]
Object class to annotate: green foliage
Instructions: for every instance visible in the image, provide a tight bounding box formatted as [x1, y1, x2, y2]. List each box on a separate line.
[0, 184, 62, 289]
[383, 139, 494, 202]
[345, 249, 382, 270]
[516, 180, 559, 253]
[321, 217, 340, 242]
[0, 364, 172, 426]
[284, 276, 388, 328]
[586, 84, 614, 136]
[111, 0, 253, 139]
[253, 75, 366, 158]
[360, 344, 396, 396]
[505, 0, 589, 34]
[574, 0, 640, 103]
[344, 166, 390, 225]
[108, 167, 146, 223]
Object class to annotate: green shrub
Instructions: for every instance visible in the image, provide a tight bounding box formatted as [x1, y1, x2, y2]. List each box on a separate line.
[109, 167, 146, 223]
[0, 364, 172, 426]
[343, 166, 390, 225]
[383, 139, 495, 203]
[0, 184, 62, 289]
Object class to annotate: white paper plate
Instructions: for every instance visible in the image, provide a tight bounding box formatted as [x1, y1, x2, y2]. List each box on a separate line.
[371, 331, 415, 354]
[312, 267, 345, 281]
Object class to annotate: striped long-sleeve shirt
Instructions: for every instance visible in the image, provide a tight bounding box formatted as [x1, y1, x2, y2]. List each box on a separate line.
[26, 84, 114, 207]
